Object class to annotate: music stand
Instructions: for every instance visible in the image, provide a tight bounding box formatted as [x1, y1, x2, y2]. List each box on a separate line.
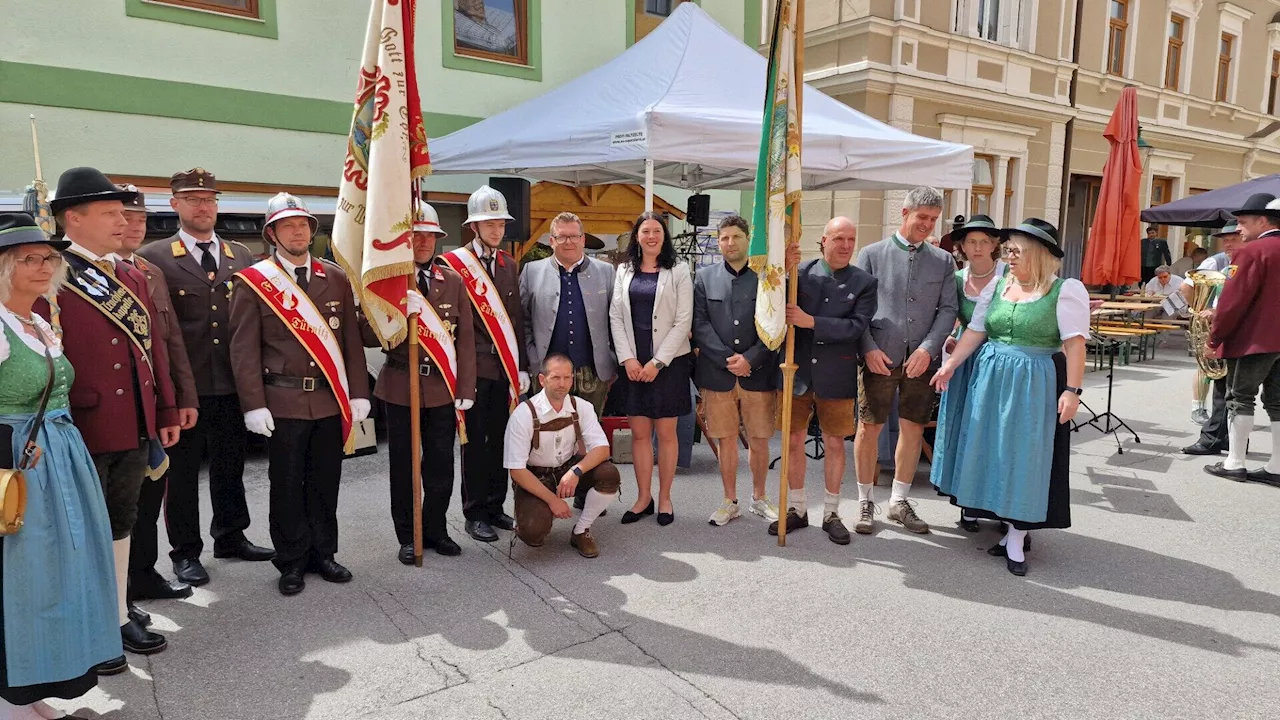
[1074, 334, 1140, 453]
[770, 415, 825, 468]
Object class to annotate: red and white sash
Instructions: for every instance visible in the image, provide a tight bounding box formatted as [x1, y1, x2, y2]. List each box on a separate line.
[237, 260, 356, 452]
[441, 248, 519, 407]
[415, 295, 468, 444]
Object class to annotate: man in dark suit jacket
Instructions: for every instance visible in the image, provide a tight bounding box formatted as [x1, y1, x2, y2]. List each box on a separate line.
[693, 215, 779, 528]
[38, 167, 180, 667]
[441, 185, 528, 544]
[772, 216, 877, 545]
[361, 205, 477, 564]
[1206, 193, 1280, 486]
[229, 193, 370, 596]
[113, 186, 198, 613]
[136, 168, 273, 588]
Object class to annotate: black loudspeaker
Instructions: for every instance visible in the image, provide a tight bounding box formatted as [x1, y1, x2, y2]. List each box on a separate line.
[686, 193, 710, 228]
[489, 176, 530, 242]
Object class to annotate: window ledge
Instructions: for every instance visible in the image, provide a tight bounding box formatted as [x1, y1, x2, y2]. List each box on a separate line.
[442, 0, 543, 81]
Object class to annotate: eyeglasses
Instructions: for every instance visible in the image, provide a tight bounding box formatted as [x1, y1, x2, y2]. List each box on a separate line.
[553, 234, 584, 241]
[1003, 246, 1023, 257]
[177, 196, 218, 208]
[18, 252, 62, 269]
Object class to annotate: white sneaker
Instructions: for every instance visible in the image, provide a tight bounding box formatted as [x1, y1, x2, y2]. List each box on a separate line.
[708, 499, 741, 526]
[749, 497, 779, 522]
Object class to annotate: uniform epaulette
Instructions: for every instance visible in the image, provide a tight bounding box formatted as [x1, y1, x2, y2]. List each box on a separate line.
[226, 240, 254, 254]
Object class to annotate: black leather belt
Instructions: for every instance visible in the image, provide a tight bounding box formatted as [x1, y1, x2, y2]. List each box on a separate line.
[263, 373, 329, 392]
[384, 355, 433, 376]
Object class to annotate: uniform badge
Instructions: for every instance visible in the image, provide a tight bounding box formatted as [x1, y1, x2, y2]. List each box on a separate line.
[488, 198, 500, 211]
[439, 303, 452, 309]
[329, 316, 341, 330]
[1225, 265, 1238, 279]
[171, 240, 187, 258]
[326, 300, 342, 310]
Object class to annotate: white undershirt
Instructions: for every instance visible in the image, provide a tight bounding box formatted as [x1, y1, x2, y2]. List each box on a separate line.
[503, 390, 609, 469]
[968, 276, 1091, 342]
[0, 305, 63, 362]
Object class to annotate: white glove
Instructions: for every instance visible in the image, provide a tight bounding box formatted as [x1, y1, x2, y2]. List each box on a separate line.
[454, 398, 474, 411]
[244, 408, 275, 437]
[405, 289, 429, 317]
[518, 371, 530, 395]
[350, 398, 371, 423]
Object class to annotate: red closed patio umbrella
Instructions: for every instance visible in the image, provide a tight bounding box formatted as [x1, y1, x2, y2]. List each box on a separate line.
[1081, 86, 1142, 287]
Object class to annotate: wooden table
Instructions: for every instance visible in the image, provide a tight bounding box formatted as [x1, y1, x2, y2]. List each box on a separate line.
[1100, 301, 1164, 312]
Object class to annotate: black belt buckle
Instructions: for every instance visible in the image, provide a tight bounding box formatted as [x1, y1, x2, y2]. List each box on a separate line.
[302, 377, 316, 392]
[419, 364, 433, 376]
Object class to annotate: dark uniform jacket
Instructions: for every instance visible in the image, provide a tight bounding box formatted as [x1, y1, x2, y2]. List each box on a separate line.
[125, 253, 198, 410]
[451, 244, 526, 383]
[136, 234, 256, 397]
[228, 256, 370, 420]
[360, 262, 477, 409]
[1211, 229, 1280, 358]
[790, 258, 878, 399]
[36, 254, 180, 454]
[692, 261, 777, 393]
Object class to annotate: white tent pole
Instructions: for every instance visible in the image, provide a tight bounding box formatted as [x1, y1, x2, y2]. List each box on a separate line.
[644, 158, 655, 212]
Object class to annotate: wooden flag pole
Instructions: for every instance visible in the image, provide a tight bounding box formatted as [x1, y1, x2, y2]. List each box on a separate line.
[29, 115, 44, 182]
[408, 310, 424, 567]
[777, 0, 805, 547]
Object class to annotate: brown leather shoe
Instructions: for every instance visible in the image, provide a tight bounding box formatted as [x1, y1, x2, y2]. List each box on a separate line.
[570, 529, 599, 558]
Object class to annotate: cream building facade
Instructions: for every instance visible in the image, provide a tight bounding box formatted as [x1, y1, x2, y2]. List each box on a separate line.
[792, 0, 1280, 274]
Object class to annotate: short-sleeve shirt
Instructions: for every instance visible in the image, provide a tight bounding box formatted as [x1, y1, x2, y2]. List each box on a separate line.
[503, 390, 609, 469]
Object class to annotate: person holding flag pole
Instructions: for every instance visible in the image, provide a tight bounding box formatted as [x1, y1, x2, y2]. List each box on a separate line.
[331, 0, 435, 567]
[750, 0, 806, 546]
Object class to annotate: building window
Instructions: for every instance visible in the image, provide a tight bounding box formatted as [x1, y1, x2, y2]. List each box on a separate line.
[1165, 15, 1185, 90]
[1003, 159, 1016, 226]
[1108, 0, 1129, 76]
[977, 0, 999, 41]
[1216, 33, 1234, 103]
[148, 0, 259, 17]
[972, 155, 994, 217]
[454, 0, 528, 66]
[645, 0, 673, 15]
[1270, 51, 1280, 115]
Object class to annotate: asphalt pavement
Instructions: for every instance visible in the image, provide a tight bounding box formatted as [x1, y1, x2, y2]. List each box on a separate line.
[49, 350, 1280, 719]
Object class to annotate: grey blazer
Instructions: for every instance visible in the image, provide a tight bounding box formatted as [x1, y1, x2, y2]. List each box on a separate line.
[519, 255, 617, 382]
[855, 235, 958, 366]
[692, 262, 777, 393]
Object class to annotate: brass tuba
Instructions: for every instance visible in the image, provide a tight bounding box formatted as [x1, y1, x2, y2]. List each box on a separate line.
[1187, 270, 1227, 380]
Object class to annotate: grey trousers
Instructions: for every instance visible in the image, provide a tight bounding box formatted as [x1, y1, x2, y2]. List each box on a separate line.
[1225, 353, 1280, 420]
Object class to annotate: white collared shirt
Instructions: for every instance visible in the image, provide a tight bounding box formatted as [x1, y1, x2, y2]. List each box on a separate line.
[471, 239, 497, 260]
[276, 252, 312, 285]
[180, 228, 221, 270]
[503, 390, 609, 469]
[554, 254, 586, 273]
[64, 237, 104, 263]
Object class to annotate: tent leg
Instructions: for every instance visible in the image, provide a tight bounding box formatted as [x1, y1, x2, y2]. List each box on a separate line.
[644, 158, 654, 212]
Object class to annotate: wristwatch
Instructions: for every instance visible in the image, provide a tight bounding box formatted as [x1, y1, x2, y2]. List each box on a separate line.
[653, 360, 667, 370]
[571, 466, 583, 478]
[1066, 386, 1083, 396]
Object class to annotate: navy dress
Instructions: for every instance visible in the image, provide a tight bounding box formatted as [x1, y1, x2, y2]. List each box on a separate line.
[616, 272, 692, 419]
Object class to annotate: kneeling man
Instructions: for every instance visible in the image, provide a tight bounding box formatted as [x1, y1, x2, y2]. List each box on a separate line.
[503, 353, 619, 557]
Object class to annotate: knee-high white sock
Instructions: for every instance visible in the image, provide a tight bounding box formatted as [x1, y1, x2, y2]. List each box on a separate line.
[30, 702, 65, 719]
[573, 489, 616, 534]
[890, 480, 911, 505]
[0, 699, 43, 720]
[1005, 527, 1028, 563]
[114, 537, 131, 626]
[1268, 424, 1280, 475]
[788, 487, 806, 513]
[857, 482, 874, 503]
[1225, 415, 1253, 470]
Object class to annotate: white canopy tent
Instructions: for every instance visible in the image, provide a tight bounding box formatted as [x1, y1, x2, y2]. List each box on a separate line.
[429, 3, 972, 207]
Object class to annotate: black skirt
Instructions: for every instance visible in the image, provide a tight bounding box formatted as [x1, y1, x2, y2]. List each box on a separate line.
[0, 538, 99, 705]
[951, 351, 1072, 531]
[614, 353, 694, 420]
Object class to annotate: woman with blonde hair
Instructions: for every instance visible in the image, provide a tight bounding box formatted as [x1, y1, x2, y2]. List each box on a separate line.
[0, 214, 119, 720]
[931, 218, 1089, 576]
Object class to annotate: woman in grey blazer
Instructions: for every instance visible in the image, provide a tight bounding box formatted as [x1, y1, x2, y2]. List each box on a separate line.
[609, 213, 693, 526]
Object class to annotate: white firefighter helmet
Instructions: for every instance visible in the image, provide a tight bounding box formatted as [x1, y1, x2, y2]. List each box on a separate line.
[464, 185, 514, 225]
[412, 203, 447, 237]
[263, 192, 318, 240]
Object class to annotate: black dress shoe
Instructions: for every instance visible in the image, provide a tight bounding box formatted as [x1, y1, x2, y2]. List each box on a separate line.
[121, 619, 166, 655]
[1247, 468, 1280, 488]
[1006, 557, 1028, 576]
[768, 509, 810, 536]
[130, 571, 193, 601]
[822, 514, 851, 545]
[1182, 442, 1225, 456]
[426, 536, 462, 556]
[1205, 462, 1248, 482]
[310, 556, 353, 583]
[466, 519, 499, 542]
[172, 558, 209, 587]
[127, 603, 151, 628]
[213, 539, 276, 562]
[398, 544, 416, 565]
[987, 543, 1008, 557]
[93, 655, 128, 675]
[620, 500, 655, 524]
[657, 511, 675, 526]
[279, 569, 305, 596]
[958, 517, 980, 533]
[490, 513, 516, 532]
